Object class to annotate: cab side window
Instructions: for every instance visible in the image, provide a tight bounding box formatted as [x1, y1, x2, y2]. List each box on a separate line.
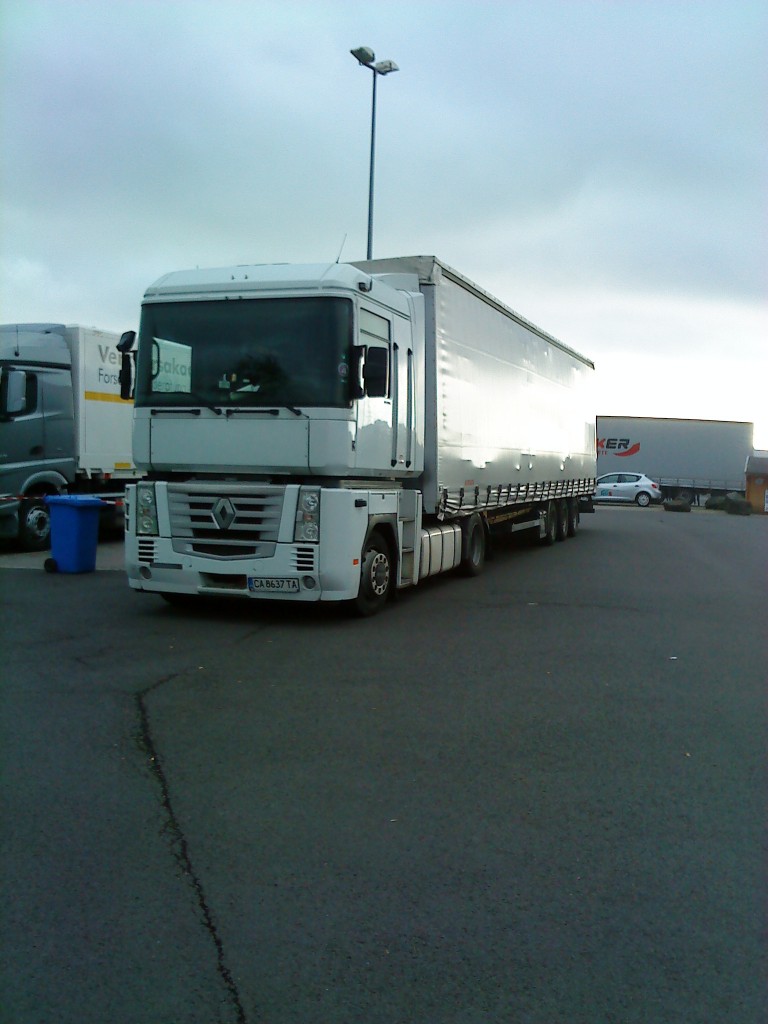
[359, 308, 391, 398]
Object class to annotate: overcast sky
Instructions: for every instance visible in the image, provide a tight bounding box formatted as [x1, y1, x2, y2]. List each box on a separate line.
[2, 0, 766, 445]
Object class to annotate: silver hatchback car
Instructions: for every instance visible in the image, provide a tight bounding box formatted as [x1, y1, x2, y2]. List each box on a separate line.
[594, 472, 663, 506]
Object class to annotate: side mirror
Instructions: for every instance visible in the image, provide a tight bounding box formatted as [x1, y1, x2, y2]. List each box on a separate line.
[119, 353, 134, 400]
[117, 330, 136, 353]
[2, 369, 28, 415]
[363, 347, 389, 398]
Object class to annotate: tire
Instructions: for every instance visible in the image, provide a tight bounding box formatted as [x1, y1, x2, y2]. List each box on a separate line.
[539, 501, 557, 546]
[460, 514, 486, 576]
[19, 497, 51, 551]
[555, 499, 569, 541]
[567, 499, 580, 537]
[635, 492, 652, 508]
[354, 531, 393, 617]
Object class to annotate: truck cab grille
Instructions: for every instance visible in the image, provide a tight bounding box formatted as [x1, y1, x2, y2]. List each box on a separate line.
[167, 483, 284, 559]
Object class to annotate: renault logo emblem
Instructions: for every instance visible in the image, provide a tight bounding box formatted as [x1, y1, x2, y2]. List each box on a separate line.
[212, 498, 236, 530]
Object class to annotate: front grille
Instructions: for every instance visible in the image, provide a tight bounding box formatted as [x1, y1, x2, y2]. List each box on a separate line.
[168, 483, 285, 559]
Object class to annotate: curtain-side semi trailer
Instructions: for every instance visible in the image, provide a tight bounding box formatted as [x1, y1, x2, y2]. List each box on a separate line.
[119, 256, 596, 615]
[596, 415, 753, 502]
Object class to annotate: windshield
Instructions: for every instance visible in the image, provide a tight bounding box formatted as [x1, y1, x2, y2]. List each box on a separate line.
[134, 297, 353, 409]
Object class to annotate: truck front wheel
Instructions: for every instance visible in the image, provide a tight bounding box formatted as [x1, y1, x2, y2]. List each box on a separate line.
[354, 531, 393, 616]
[19, 497, 51, 551]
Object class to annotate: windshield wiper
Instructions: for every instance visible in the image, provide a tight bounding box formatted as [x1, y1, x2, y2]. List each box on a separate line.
[150, 391, 222, 415]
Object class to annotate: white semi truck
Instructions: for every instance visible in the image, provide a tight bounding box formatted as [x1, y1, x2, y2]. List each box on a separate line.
[0, 323, 140, 549]
[119, 256, 596, 614]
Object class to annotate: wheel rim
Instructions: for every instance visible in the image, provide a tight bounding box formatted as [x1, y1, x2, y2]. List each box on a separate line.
[368, 550, 390, 597]
[25, 506, 50, 539]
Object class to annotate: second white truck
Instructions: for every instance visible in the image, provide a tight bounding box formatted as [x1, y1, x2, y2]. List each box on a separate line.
[120, 256, 596, 614]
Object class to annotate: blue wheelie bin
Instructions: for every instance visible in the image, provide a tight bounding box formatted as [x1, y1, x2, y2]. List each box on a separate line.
[45, 495, 105, 573]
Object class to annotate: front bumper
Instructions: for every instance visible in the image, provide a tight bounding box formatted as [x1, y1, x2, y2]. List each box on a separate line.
[125, 535, 350, 602]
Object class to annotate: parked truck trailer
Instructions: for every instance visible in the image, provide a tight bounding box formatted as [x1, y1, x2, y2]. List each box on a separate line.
[120, 256, 596, 614]
[0, 323, 140, 549]
[597, 415, 752, 502]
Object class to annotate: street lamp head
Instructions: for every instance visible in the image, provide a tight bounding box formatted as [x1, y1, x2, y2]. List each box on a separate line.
[350, 46, 375, 65]
[373, 59, 399, 75]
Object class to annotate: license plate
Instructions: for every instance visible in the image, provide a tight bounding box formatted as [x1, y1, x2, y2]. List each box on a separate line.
[248, 577, 300, 593]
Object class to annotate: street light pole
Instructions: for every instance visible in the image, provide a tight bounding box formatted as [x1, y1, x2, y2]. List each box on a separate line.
[350, 47, 399, 260]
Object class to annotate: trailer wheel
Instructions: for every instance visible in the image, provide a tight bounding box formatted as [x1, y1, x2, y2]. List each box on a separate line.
[354, 531, 393, 617]
[460, 514, 486, 576]
[19, 497, 51, 551]
[540, 501, 557, 546]
[567, 499, 580, 537]
[635, 492, 652, 507]
[555, 499, 569, 541]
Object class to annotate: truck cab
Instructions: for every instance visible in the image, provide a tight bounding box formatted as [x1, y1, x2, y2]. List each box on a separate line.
[129, 262, 425, 482]
[0, 324, 75, 548]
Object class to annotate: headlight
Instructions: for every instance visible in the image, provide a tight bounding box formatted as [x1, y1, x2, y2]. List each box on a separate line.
[295, 487, 320, 543]
[136, 482, 159, 536]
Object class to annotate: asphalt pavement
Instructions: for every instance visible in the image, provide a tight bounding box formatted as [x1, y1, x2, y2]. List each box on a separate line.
[1, 506, 766, 1024]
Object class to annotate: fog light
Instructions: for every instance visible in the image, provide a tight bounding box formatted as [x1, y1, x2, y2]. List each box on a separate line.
[302, 576, 316, 589]
[139, 566, 152, 580]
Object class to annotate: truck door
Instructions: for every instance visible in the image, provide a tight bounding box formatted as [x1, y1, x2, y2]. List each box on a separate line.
[0, 368, 45, 484]
[41, 367, 76, 479]
[354, 305, 394, 474]
[391, 313, 414, 470]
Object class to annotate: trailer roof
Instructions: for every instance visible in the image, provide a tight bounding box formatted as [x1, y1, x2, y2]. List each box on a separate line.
[598, 414, 754, 427]
[354, 256, 595, 370]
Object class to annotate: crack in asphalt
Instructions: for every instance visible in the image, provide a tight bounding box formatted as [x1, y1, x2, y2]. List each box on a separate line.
[136, 677, 247, 1024]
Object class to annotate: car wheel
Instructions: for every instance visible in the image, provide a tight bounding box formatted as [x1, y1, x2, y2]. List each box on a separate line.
[635, 492, 652, 507]
[354, 531, 393, 616]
